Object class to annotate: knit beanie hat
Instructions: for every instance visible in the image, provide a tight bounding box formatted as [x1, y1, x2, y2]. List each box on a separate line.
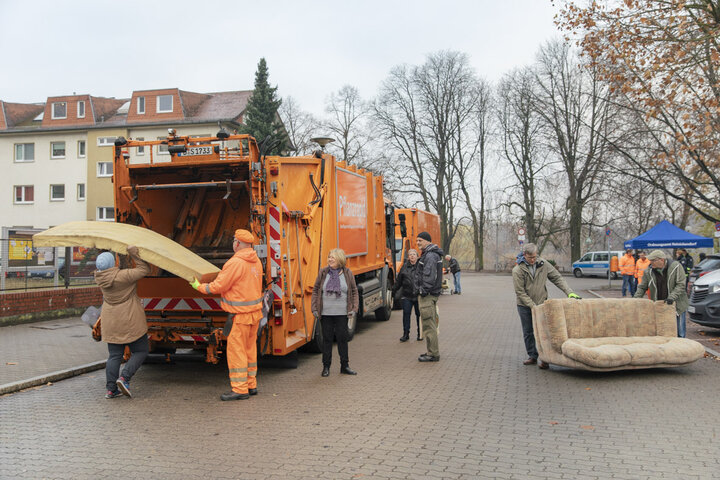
[417, 231, 432, 242]
[95, 252, 115, 271]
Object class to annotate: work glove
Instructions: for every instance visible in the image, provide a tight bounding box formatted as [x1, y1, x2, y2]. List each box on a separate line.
[568, 293, 581, 300]
[190, 278, 200, 290]
[665, 298, 675, 305]
[419, 288, 427, 297]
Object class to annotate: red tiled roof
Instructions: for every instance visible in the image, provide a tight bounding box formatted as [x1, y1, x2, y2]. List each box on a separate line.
[0, 101, 45, 129]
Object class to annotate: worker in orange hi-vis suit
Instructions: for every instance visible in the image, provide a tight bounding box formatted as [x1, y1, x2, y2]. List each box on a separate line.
[634, 251, 651, 299]
[190, 229, 263, 401]
[619, 248, 637, 297]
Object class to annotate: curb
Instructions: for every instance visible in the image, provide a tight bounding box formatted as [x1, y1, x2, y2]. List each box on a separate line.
[585, 289, 720, 359]
[0, 360, 106, 396]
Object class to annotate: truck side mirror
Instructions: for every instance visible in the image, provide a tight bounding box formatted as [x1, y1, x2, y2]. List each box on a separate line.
[398, 213, 407, 238]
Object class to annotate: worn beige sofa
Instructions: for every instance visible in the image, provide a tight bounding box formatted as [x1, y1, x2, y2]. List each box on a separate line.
[532, 298, 705, 371]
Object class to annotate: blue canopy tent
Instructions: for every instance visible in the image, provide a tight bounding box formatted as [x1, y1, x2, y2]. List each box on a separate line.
[623, 220, 713, 249]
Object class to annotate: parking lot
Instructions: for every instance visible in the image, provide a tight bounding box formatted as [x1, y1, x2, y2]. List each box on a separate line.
[1, 273, 720, 479]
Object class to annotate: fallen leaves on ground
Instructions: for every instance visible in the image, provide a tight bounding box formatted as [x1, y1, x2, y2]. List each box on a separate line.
[580, 425, 595, 430]
[6, 362, 17, 365]
[549, 421, 559, 425]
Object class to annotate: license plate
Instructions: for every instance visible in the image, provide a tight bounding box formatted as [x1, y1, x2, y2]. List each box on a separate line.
[180, 146, 213, 156]
[687, 305, 695, 313]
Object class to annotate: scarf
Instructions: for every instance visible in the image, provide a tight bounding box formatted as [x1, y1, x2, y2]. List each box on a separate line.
[326, 267, 342, 298]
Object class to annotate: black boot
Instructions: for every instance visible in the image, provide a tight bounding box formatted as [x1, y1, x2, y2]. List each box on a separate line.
[400, 333, 409, 342]
[340, 365, 357, 375]
[321, 366, 330, 377]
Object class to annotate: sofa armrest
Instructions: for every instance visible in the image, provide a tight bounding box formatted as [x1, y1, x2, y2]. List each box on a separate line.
[533, 299, 569, 353]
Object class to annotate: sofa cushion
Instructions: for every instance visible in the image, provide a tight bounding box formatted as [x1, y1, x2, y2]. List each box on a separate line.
[561, 336, 705, 368]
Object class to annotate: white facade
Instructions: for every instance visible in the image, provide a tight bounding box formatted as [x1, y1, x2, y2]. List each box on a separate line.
[2, 130, 88, 229]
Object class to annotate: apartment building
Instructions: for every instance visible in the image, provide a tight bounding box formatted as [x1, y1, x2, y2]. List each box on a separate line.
[0, 89, 252, 230]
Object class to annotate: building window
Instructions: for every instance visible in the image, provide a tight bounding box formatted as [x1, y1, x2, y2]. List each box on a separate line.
[14, 143, 34, 162]
[137, 96, 145, 114]
[157, 94, 173, 113]
[14, 185, 34, 204]
[52, 102, 67, 119]
[77, 183, 86, 201]
[77, 101, 85, 118]
[97, 136, 116, 147]
[77, 140, 86, 157]
[156, 137, 169, 155]
[51, 141, 66, 159]
[97, 207, 115, 221]
[97, 162, 113, 177]
[50, 184, 65, 201]
[136, 137, 145, 155]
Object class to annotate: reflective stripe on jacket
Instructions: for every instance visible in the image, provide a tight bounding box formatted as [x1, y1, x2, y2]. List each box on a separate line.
[199, 247, 263, 319]
[619, 254, 636, 276]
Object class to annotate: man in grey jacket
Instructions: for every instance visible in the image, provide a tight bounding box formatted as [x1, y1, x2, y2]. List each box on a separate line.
[634, 250, 688, 337]
[512, 243, 579, 369]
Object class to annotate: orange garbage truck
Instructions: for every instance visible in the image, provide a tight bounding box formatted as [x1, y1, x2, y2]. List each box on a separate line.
[393, 207, 441, 269]
[111, 130, 398, 362]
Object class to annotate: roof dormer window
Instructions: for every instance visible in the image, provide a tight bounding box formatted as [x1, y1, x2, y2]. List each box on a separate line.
[77, 101, 85, 118]
[157, 95, 173, 113]
[52, 102, 67, 119]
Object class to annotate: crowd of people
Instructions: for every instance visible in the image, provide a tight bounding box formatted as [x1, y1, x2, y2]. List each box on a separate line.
[97, 229, 697, 396]
[618, 247, 695, 298]
[94, 229, 450, 400]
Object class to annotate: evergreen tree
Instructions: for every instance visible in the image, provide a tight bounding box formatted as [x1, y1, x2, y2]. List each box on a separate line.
[242, 58, 288, 155]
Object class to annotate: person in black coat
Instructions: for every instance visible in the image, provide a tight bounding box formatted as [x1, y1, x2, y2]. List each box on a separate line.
[393, 249, 421, 342]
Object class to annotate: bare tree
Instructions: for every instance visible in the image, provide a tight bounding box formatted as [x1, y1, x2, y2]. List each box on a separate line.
[374, 51, 482, 253]
[496, 67, 560, 251]
[533, 41, 613, 261]
[279, 96, 320, 156]
[324, 85, 370, 166]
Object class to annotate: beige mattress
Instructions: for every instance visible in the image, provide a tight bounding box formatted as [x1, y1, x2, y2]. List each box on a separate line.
[32, 221, 220, 283]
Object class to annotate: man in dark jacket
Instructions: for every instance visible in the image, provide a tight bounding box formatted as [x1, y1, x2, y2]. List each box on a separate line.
[445, 255, 461, 294]
[415, 231, 444, 362]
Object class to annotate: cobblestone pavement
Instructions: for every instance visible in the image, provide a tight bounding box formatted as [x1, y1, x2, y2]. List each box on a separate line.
[2, 273, 720, 479]
[0, 317, 105, 385]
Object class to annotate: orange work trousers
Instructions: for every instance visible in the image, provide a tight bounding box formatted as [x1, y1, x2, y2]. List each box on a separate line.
[227, 312, 261, 394]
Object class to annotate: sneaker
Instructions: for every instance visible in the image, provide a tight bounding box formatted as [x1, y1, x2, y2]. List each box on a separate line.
[105, 390, 122, 399]
[116, 377, 132, 398]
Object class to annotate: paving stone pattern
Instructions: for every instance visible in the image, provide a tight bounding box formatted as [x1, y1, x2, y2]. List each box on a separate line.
[0, 317, 106, 385]
[1, 273, 720, 479]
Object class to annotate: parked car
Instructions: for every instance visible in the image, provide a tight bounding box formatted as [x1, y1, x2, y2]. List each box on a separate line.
[687, 253, 720, 295]
[572, 250, 624, 279]
[688, 269, 720, 328]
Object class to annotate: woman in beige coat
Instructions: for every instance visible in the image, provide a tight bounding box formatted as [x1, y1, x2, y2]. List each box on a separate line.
[94, 246, 150, 399]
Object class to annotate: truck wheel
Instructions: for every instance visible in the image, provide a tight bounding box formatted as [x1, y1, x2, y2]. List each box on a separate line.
[573, 268, 583, 278]
[301, 317, 323, 354]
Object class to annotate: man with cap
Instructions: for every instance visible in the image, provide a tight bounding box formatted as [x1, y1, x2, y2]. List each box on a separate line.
[94, 246, 150, 399]
[414, 231, 444, 362]
[634, 250, 689, 337]
[191, 229, 264, 400]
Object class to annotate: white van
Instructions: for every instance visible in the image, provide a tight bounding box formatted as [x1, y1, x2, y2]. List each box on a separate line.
[572, 250, 624, 279]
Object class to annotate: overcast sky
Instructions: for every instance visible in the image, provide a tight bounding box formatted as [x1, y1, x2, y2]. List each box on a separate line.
[0, 0, 561, 117]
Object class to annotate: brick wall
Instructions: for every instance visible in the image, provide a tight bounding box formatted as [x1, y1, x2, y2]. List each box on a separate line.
[0, 287, 102, 318]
